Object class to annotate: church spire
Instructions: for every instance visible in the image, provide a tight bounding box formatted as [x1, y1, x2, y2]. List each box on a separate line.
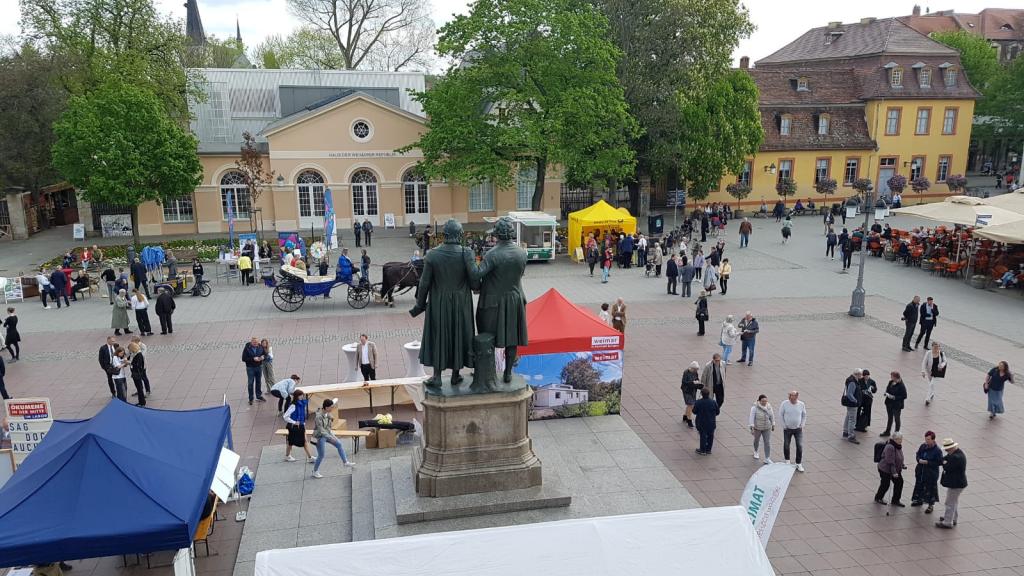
[236, 17, 242, 45]
[184, 0, 206, 46]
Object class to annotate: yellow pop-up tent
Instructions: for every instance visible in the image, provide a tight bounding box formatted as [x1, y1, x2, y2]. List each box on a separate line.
[568, 200, 637, 261]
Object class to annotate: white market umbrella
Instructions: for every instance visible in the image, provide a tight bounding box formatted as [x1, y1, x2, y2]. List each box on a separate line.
[891, 195, 1024, 227]
[983, 189, 1024, 215]
[973, 220, 1024, 245]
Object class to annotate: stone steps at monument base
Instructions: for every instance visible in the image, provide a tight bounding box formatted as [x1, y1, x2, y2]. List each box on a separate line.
[350, 464, 376, 541]
[371, 459, 399, 539]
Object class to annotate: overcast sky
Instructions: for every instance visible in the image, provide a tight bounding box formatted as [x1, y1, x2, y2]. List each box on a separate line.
[0, 0, 1000, 66]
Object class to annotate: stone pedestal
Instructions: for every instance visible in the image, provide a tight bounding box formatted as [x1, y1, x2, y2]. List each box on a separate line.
[414, 380, 542, 497]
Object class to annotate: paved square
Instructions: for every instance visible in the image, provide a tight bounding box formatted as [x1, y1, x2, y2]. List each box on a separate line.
[1, 216, 1022, 576]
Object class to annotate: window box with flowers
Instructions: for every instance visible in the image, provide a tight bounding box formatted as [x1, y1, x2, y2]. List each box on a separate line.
[911, 176, 931, 203]
[886, 174, 907, 195]
[945, 174, 968, 194]
[726, 182, 752, 213]
[775, 177, 797, 200]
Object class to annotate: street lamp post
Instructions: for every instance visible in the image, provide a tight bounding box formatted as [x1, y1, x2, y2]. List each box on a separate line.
[849, 183, 874, 317]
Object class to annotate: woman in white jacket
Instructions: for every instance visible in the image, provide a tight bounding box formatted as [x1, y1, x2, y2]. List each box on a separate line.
[749, 394, 775, 464]
[921, 341, 947, 406]
[720, 315, 740, 364]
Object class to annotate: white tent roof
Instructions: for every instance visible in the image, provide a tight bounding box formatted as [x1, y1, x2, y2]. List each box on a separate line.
[984, 190, 1024, 215]
[973, 220, 1024, 244]
[891, 195, 1024, 227]
[254, 507, 775, 576]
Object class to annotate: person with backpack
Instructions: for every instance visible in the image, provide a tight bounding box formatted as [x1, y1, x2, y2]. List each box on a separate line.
[823, 210, 835, 235]
[839, 228, 853, 270]
[874, 431, 906, 506]
[825, 227, 838, 260]
[841, 370, 863, 443]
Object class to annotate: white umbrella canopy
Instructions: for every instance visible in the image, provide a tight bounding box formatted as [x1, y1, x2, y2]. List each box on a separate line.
[891, 195, 1024, 227]
[973, 220, 1024, 244]
[984, 189, 1024, 215]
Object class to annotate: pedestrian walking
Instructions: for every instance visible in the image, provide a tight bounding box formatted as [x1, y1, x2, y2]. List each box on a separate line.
[260, 338, 276, 389]
[701, 353, 727, 408]
[49, 268, 70, 308]
[242, 337, 268, 405]
[695, 291, 709, 336]
[841, 370, 863, 443]
[693, 250, 704, 281]
[874, 432, 906, 507]
[360, 249, 370, 283]
[4, 307, 20, 362]
[127, 342, 147, 406]
[101, 266, 117, 304]
[130, 258, 151, 298]
[693, 388, 719, 455]
[35, 270, 53, 309]
[356, 334, 378, 381]
[739, 218, 752, 248]
[779, 391, 806, 472]
[362, 219, 373, 247]
[130, 289, 154, 336]
[855, 369, 877, 432]
[984, 361, 1012, 419]
[679, 256, 695, 298]
[915, 297, 939, 349]
[880, 371, 908, 436]
[111, 289, 132, 335]
[598, 303, 611, 325]
[718, 258, 732, 295]
[651, 242, 663, 277]
[353, 220, 362, 247]
[935, 438, 967, 528]
[282, 390, 315, 463]
[719, 316, 739, 364]
[312, 398, 354, 477]
[901, 296, 920, 351]
[700, 214, 709, 242]
[737, 311, 759, 366]
[586, 239, 600, 277]
[98, 336, 118, 398]
[702, 260, 719, 296]
[155, 287, 175, 335]
[823, 210, 835, 235]
[601, 247, 612, 283]
[921, 342, 947, 406]
[665, 255, 678, 294]
[839, 228, 853, 270]
[911, 431, 942, 513]
[780, 215, 793, 243]
[772, 200, 785, 222]
[749, 394, 775, 464]
[680, 361, 701, 428]
[825, 227, 837, 260]
[270, 375, 301, 413]
[611, 298, 627, 334]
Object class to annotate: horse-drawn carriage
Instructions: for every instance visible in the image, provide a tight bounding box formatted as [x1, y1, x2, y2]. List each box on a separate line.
[271, 262, 421, 312]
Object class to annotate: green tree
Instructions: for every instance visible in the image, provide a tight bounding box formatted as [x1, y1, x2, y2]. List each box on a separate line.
[20, 0, 198, 119]
[560, 357, 601, 392]
[985, 56, 1024, 139]
[596, 0, 754, 211]
[0, 42, 66, 191]
[253, 28, 347, 70]
[677, 70, 763, 201]
[930, 31, 1002, 94]
[726, 182, 752, 209]
[402, 0, 639, 209]
[52, 82, 202, 246]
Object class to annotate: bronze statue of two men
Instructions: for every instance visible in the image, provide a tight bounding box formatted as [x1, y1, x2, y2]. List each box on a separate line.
[410, 217, 527, 393]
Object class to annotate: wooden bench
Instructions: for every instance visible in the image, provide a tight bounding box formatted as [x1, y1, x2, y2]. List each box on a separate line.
[273, 428, 372, 454]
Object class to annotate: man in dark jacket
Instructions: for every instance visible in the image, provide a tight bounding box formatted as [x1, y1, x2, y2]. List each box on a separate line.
[880, 371, 908, 436]
[936, 438, 967, 528]
[101, 266, 117, 305]
[353, 220, 362, 247]
[692, 388, 719, 455]
[855, 369, 878, 432]
[700, 214, 709, 242]
[49, 268, 70, 308]
[915, 296, 939, 349]
[679, 257, 695, 298]
[155, 287, 176, 334]
[901, 295, 920, 351]
[738, 312, 759, 366]
[665, 255, 679, 294]
[242, 337, 267, 405]
[98, 336, 117, 397]
[841, 371, 863, 443]
[362, 219, 373, 247]
[130, 258, 151, 298]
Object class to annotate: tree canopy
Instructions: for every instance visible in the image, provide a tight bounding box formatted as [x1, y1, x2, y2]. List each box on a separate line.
[402, 0, 639, 210]
[52, 82, 202, 245]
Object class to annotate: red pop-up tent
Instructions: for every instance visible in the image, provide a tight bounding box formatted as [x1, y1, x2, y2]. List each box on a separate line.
[520, 288, 624, 356]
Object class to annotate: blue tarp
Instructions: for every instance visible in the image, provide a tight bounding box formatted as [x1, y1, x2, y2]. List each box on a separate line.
[0, 402, 231, 567]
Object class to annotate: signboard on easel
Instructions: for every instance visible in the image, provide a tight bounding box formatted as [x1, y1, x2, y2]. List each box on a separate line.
[1, 277, 23, 303]
[384, 213, 396, 229]
[4, 397, 54, 469]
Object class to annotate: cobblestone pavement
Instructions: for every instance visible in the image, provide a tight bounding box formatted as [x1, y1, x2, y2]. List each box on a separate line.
[2, 213, 1022, 576]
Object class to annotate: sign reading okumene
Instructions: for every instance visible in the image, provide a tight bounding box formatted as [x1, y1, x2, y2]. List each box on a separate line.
[5, 397, 54, 468]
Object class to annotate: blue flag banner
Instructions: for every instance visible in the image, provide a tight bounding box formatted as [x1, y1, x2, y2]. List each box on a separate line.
[324, 187, 338, 249]
[227, 191, 236, 251]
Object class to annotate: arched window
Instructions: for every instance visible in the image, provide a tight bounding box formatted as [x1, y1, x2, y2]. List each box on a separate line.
[403, 168, 429, 216]
[351, 170, 379, 217]
[297, 170, 326, 218]
[220, 171, 251, 220]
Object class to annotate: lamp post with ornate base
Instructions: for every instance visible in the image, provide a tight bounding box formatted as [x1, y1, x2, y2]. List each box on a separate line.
[849, 183, 874, 317]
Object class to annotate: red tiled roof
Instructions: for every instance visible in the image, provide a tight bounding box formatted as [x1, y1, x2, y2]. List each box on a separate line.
[899, 8, 1024, 42]
[757, 18, 957, 66]
[746, 69, 862, 105]
[758, 107, 876, 152]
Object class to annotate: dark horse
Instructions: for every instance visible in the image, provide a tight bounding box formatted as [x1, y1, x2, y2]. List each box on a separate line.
[379, 261, 422, 307]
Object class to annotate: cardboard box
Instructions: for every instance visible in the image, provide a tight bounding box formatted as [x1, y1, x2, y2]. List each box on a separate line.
[366, 428, 399, 449]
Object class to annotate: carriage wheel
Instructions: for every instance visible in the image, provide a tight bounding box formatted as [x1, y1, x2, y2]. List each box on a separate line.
[347, 284, 370, 309]
[273, 285, 304, 312]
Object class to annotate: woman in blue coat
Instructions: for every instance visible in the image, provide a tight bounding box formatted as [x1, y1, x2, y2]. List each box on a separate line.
[911, 431, 943, 513]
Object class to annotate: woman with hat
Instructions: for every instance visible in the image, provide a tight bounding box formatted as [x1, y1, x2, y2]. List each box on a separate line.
[311, 398, 354, 478]
[984, 361, 1013, 419]
[911, 431, 942, 513]
[680, 361, 701, 428]
[694, 291, 709, 336]
[936, 438, 967, 529]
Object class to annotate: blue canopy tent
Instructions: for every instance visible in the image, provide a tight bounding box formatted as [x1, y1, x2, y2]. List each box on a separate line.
[0, 402, 231, 567]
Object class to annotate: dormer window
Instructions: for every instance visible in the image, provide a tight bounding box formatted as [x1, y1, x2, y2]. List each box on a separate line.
[797, 77, 809, 91]
[944, 67, 957, 86]
[780, 114, 792, 136]
[919, 68, 932, 88]
[890, 67, 903, 88]
[825, 30, 843, 45]
[818, 113, 830, 135]
[1000, 23, 1013, 31]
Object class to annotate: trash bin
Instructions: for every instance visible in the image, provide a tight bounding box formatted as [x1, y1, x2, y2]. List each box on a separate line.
[647, 214, 664, 235]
